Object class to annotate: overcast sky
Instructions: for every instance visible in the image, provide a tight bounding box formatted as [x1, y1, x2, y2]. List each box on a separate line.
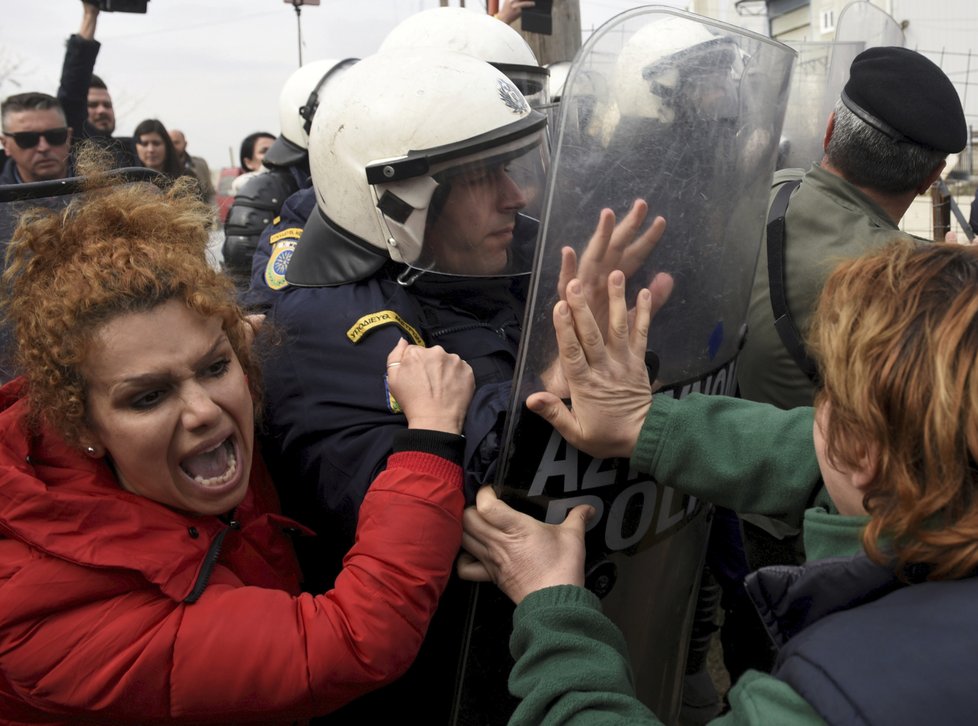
[0, 1, 683, 169]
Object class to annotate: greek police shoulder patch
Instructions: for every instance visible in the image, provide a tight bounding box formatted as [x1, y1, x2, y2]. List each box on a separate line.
[269, 227, 304, 245]
[346, 310, 425, 346]
[264, 227, 304, 291]
[385, 374, 403, 415]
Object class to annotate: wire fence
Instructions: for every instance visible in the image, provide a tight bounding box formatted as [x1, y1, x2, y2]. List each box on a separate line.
[896, 47, 976, 241]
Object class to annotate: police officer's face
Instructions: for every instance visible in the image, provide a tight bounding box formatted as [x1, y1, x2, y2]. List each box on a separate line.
[423, 162, 528, 275]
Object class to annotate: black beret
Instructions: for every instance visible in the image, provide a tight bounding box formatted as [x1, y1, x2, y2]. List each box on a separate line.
[841, 46, 966, 153]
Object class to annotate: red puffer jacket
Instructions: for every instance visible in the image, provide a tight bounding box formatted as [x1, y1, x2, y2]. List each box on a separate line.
[0, 380, 463, 724]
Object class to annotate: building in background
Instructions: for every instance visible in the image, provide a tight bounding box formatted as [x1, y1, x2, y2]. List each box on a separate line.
[686, 0, 977, 240]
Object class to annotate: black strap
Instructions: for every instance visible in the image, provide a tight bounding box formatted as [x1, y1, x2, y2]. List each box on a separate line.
[766, 179, 819, 383]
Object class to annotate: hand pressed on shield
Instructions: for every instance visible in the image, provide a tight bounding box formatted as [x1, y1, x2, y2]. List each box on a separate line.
[529, 269, 672, 460]
[557, 199, 666, 342]
[457, 486, 593, 605]
[386, 338, 475, 435]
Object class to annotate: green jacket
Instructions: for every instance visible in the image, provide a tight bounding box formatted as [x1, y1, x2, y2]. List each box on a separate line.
[737, 164, 908, 409]
[508, 394, 868, 725]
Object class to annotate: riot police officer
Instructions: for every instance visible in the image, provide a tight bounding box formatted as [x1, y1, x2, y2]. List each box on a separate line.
[222, 58, 356, 287]
[246, 6, 550, 309]
[253, 49, 546, 722]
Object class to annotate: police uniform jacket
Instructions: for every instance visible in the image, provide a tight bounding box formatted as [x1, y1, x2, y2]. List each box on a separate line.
[252, 187, 527, 568]
[737, 164, 911, 409]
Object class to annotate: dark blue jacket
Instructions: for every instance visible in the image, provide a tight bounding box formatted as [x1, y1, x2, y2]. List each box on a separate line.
[223, 164, 308, 287]
[245, 186, 316, 311]
[249, 199, 530, 723]
[748, 554, 978, 725]
[260, 264, 524, 558]
[58, 33, 139, 168]
[251, 188, 529, 571]
[0, 159, 20, 186]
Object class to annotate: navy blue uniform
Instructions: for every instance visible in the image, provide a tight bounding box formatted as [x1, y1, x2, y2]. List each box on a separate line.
[245, 186, 315, 311]
[250, 190, 533, 722]
[251, 187, 535, 572]
[261, 267, 523, 562]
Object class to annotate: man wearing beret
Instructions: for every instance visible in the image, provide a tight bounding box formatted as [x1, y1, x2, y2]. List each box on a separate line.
[720, 46, 967, 680]
[738, 46, 967, 410]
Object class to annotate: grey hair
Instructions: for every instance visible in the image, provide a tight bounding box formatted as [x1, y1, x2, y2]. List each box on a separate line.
[825, 100, 946, 194]
[1, 92, 67, 132]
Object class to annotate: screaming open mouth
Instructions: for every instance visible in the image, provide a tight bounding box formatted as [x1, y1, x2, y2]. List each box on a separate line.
[179, 437, 238, 488]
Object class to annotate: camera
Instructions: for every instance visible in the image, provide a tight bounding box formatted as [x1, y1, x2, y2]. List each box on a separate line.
[83, 0, 150, 13]
[521, 0, 553, 35]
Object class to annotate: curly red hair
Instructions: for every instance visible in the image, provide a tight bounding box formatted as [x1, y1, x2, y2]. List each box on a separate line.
[810, 240, 978, 580]
[2, 175, 259, 446]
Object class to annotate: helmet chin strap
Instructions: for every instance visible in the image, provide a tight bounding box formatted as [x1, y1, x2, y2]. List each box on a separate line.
[396, 264, 429, 287]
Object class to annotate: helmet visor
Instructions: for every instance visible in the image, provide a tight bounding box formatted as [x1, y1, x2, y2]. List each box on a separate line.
[495, 64, 551, 110]
[413, 136, 548, 277]
[642, 40, 744, 122]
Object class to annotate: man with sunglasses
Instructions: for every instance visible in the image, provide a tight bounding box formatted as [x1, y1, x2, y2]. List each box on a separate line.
[0, 93, 72, 185]
[0, 92, 74, 383]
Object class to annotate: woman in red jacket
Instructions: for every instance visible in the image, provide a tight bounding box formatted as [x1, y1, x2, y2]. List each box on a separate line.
[0, 174, 473, 723]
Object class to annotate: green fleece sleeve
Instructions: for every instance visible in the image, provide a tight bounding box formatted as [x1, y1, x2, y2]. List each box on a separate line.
[631, 394, 821, 530]
[508, 585, 664, 725]
[713, 670, 825, 726]
[507, 587, 824, 726]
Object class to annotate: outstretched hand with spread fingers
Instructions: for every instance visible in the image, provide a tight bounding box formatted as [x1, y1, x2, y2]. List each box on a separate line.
[457, 486, 594, 605]
[557, 199, 666, 342]
[529, 268, 672, 460]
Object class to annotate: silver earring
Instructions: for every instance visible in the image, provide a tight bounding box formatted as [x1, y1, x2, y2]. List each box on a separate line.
[85, 446, 97, 457]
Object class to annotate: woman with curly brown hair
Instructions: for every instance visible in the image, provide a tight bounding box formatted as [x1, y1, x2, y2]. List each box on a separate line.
[457, 241, 978, 724]
[0, 175, 474, 722]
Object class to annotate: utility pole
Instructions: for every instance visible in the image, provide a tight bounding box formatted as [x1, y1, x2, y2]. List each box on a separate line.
[285, 0, 320, 67]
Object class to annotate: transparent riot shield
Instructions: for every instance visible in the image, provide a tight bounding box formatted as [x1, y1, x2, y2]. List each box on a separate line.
[778, 0, 903, 169]
[450, 8, 795, 725]
[777, 40, 862, 169]
[834, 0, 905, 48]
[0, 168, 165, 382]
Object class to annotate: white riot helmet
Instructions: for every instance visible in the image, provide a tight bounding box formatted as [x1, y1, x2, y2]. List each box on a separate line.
[614, 16, 743, 123]
[379, 7, 549, 109]
[546, 61, 572, 103]
[263, 57, 358, 168]
[285, 49, 549, 287]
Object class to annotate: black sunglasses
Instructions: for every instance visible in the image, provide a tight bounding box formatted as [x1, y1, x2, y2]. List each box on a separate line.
[3, 127, 69, 149]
